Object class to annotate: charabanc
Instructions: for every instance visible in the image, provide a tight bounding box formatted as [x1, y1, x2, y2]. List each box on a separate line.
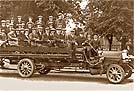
[0, 34, 133, 84]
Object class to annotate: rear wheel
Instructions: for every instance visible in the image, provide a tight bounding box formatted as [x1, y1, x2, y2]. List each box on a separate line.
[17, 58, 35, 78]
[106, 64, 125, 84]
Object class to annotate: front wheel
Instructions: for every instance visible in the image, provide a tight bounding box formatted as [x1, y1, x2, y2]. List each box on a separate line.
[17, 58, 35, 78]
[106, 64, 125, 84]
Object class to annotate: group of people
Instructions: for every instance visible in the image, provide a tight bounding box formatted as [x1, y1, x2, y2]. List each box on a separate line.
[0, 13, 101, 57]
[0, 13, 67, 47]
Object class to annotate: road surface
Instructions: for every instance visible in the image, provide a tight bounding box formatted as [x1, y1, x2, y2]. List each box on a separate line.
[0, 68, 133, 91]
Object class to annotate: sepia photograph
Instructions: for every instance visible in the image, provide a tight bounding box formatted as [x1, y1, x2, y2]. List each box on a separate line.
[0, 0, 133, 91]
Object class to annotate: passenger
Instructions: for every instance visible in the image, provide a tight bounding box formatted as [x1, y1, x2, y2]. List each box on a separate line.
[48, 21, 54, 30]
[8, 30, 18, 46]
[55, 13, 66, 29]
[17, 30, 28, 47]
[42, 27, 51, 46]
[67, 29, 77, 49]
[21, 21, 25, 29]
[29, 28, 39, 46]
[90, 34, 101, 57]
[0, 20, 7, 34]
[75, 31, 86, 47]
[0, 28, 7, 47]
[26, 16, 34, 34]
[46, 16, 55, 28]
[55, 28, 63, 47]
[35, 15, 45, 28]
[126, 39, 133, 55]
[36, 27, 44, 46]
[10, 17, 15, 28]
[37, 26, 44, 40]
[6, 20, 10, 34]
[82, 34, 92, 59]
[49, 28, 56, 47]
[61, 28, 67, 40]
[74, 22, 83, 36]
[16, 16, 23, 29]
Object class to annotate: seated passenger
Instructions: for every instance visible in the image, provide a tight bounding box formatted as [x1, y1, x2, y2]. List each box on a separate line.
[26, 16, 34, 34]
[75, 31, 86, 47]
[17, 30, 29, 47]
[8, 30, 18, 46]
[55, 28, 65, 47]
[67, 30, 77, 49]
[48, 28, 56, 47]
[36, 26, 44, 46]
[0, 29, 7, 47]
[42, 27, 51, 46]
[29, 28, 39, 46]
[90, 34, 101, 57]
[82, 34, 92, 59]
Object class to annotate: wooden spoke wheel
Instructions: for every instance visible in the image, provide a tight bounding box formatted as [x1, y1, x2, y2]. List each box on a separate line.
[106, 64, 125, 84]
[17, 58, 35, 78]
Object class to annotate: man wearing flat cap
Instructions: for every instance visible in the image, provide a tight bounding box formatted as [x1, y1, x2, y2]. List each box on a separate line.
[29, 28, 39, 46]
[16, 16, 23, 29]
[55, 13, 66, 29]
[0, 20, 7, 34]
[46, 16, 55, 28]
[36, 15, 45, 29]
[26, 16, 35, 34]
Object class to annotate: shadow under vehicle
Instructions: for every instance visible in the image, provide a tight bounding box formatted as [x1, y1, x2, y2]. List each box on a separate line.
[0, 44, 133, 84]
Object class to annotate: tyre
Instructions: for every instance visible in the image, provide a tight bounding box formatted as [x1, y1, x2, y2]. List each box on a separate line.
[106, 64, 125, 84]
[17, 58, 35, 78]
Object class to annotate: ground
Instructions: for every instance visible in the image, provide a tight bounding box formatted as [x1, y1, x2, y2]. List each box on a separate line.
[0, 67, 133, 91]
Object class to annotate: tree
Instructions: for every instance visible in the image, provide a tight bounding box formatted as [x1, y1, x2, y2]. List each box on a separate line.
[82, 0, 133, 50]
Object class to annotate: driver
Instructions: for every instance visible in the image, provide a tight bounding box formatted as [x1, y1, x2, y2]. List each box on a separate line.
[90, 34, 101, 57]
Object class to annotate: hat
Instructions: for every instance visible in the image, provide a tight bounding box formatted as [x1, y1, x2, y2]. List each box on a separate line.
[50, 28, 56, 31]
[6, 20, 10, 22]
[38, 26, 43, 29]
[45, 27, 49, 30]
[9, 23, 14, 26]
[49, 16, 53, 18]
[17, 16, 22, 18]
[1, 20, 6, 23]
[56, 27, 62, 30]
[58, 13, 62, 16]
[38, 15, 43, 18]
[48, 21, 53, 24]
[36, 22, 42, 25]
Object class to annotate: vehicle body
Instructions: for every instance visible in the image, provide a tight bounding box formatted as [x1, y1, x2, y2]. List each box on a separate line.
[0, 45, 133, 84]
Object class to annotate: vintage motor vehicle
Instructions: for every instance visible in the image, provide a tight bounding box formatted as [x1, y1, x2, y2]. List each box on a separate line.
[0, 42, 133, 84]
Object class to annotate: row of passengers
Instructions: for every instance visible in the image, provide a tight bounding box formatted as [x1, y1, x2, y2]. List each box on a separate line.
[0, 26, 67, 47]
